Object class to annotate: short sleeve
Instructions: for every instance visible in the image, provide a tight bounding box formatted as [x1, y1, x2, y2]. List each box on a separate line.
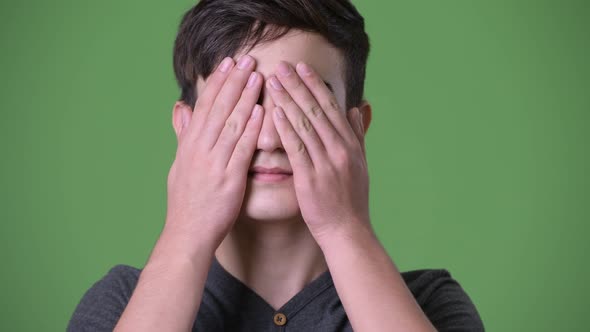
[413, 269, 485, 332]
[67, 264, 140, 332]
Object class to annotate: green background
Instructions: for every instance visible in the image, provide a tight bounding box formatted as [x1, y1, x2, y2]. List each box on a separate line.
[1, 0, 588, 331]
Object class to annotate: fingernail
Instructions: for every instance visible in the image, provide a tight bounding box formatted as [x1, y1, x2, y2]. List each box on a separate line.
[296, 62, 312, 76]
[218, 57, 233, 73]
[269, 76, 284, 90]
[237, 55, 253, 69]
[277, 62, 292, 77]
[247, 72, 258, 88]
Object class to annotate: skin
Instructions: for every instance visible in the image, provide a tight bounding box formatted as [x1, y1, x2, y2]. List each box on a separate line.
[114, 29, 436, 331]
[204, 30, 369, 310]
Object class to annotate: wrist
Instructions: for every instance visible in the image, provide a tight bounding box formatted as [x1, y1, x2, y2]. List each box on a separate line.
[149, 223, 219, 266]
[315, 218, 377, 251]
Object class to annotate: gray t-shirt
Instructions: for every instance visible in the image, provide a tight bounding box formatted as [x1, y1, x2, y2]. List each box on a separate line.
[67, 256, 484, 331]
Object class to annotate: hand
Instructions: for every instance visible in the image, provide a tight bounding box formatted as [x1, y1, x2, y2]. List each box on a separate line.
[165, 55, 264, 249]
[266, 61, 371, 242]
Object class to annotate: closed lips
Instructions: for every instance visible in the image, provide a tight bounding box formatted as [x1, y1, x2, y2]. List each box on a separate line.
[248, 167, 292, 174]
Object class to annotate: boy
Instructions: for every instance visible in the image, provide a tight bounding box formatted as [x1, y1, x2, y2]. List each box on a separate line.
[68, 0, 484, 331]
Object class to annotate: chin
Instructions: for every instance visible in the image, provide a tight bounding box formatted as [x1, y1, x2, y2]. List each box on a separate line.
[239, 185, 301, 222]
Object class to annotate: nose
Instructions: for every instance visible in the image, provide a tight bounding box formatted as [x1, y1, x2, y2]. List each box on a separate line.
[255, 84, 285, 153]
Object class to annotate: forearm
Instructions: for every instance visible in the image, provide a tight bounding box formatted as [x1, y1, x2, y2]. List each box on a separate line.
[317, 222, 437, 332]
[114, 225, 217, 332]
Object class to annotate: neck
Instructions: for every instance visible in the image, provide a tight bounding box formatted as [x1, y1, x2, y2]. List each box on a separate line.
[215, 215, 328, 310]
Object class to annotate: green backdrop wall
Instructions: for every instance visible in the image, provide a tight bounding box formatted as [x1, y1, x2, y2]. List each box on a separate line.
[1, 1, 588, 331]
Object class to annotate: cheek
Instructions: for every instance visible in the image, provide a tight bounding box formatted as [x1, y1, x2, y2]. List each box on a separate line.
[335, 90, 346, 111]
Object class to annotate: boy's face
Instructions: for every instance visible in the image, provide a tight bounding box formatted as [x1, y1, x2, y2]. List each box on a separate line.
[196, 29, 348, 224]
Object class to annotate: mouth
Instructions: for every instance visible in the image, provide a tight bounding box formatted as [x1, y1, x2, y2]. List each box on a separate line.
[248, 166, 293, 182]
[248, 172, 292, 182]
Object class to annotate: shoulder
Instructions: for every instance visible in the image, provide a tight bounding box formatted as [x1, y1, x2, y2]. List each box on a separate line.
[67, 264, 142, 332]
[400, 268, 485, 332]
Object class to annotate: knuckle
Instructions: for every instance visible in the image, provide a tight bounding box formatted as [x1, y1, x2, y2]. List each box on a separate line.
[224, 117, 239, 135]
[296, 141, 307, 154]
[305, 104, 323, 118]
[327, 97, 341, 113]
[297, 116, 313, 133]
[332, 146, 350, 166]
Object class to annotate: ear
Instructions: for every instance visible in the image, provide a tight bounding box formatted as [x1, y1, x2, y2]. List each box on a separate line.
[172, 101, 192, 141]
[358, 100, 372, 134]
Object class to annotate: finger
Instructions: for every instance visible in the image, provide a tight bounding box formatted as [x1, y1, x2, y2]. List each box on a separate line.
[275, 61, 341, 148]
[226, 105, 264, 174]
[271, 106, 314, 171]
[188, 57, 235, 137]
[266, 75, 328, 166]
[201, 55, 256, 150]
[214, 71, 263, 167]
[295, 62, 358, 145]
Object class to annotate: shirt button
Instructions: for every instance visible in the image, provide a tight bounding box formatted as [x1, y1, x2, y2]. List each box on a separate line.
[273, 312, 287, 326]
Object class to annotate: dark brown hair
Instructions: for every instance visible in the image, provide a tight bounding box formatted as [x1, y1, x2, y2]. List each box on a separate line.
[173, 0, 370, 111]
